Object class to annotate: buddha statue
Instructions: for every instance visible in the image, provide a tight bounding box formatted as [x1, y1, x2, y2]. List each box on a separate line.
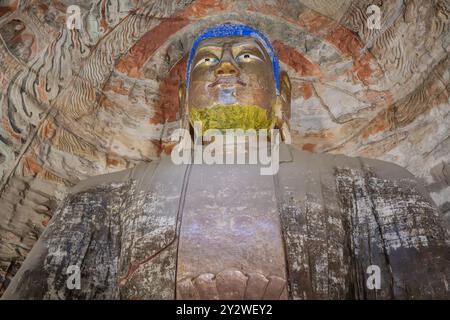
[3, 24, 449, 300]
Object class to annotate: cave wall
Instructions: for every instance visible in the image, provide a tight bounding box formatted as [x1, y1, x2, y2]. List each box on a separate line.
[0, 0, 449, 295]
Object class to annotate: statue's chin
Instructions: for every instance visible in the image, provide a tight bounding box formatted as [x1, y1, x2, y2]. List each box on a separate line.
[218, 87, 237, 105]
[189, 104, 274, 132]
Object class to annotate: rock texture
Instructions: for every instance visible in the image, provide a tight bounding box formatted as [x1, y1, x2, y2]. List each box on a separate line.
[0, 0, 449, 295]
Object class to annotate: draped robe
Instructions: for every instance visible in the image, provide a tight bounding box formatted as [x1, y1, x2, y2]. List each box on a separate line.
[3, 144, 449, 299]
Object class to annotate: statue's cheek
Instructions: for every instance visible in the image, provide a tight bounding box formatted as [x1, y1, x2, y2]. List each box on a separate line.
[188, 83, 219, 108]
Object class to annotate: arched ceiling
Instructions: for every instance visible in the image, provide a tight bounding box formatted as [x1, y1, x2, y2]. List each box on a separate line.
[0, 0, 449, 294]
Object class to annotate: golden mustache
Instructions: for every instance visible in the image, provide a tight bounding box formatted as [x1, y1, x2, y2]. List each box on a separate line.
[208, 77, 247, 88]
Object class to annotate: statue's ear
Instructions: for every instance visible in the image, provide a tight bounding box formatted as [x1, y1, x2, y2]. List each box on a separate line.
[279, 71, 291, 120]
[178, 82, 186, 122]
[276, 71, 292, 144]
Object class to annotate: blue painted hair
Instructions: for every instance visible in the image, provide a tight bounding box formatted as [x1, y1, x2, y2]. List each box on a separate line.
[186, 23, 280, 94]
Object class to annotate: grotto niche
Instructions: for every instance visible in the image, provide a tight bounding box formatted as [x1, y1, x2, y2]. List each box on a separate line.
[0, 1, 449, 300]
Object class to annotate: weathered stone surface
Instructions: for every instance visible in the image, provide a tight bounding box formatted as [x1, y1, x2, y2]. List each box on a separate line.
[0, 0, 449, 295]
[278, 146, 450, 299]
[3, 147, 449, 299]
[176, 163, 287, 299]
[2, 158, 187, 299]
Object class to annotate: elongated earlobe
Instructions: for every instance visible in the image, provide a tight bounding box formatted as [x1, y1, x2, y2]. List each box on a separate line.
[276, 71, 292, 143]
[279, 71, 291, 120]
[178, 83, 190, 130]
[178, 83, 186, 121]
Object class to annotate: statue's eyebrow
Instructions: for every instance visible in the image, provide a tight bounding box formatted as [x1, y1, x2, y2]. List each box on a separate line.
[231, 41, 266, 59]
[195, 45, 222, 55]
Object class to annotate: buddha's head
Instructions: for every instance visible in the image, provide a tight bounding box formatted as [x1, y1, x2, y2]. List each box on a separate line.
[180, 23, 291, 140]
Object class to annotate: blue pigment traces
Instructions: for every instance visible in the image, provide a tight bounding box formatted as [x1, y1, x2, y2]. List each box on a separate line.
[218, 88, 237, 104]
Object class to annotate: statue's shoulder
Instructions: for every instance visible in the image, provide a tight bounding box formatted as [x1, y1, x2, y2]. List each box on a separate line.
[68, 160, 160, 196]
[284, 144, 416, 181]
[283, 143, 433, 201]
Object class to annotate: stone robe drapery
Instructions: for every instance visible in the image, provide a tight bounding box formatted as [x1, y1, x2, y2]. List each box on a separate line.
[3, 145, 449, 299]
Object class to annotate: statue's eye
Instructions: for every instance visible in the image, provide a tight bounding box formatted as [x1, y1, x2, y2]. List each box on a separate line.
[236, 53, 262, 63]
[194, 56, 219, 68]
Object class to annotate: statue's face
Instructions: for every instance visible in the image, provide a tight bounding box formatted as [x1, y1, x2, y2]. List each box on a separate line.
[186, 36, 277, 129]
[180, 32, 291, 137]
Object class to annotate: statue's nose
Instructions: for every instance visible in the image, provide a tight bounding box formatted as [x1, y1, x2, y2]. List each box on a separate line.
[214, 61, 240, 77]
